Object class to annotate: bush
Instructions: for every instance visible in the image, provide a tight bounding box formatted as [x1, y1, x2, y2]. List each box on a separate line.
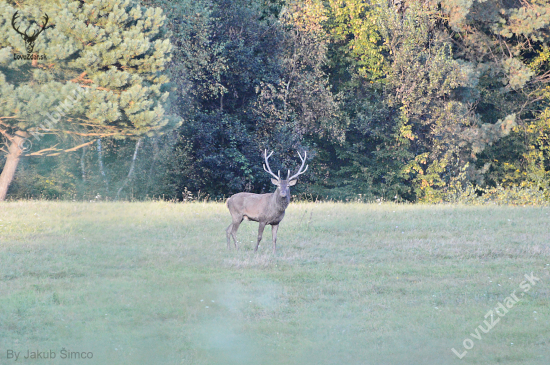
[440, 183, 548, 206]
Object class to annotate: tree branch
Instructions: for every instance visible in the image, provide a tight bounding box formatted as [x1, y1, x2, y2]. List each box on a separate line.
[24, 140, 97, 157]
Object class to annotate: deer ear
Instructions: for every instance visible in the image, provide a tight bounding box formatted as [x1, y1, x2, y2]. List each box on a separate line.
[271, 178, 280, 186]
[288, 179, 297, 186]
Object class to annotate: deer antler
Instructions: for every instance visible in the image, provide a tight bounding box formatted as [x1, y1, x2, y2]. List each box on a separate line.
[11, 12, 48, 41]
[263, 149, 281, 181]
[31, 14, 49, 40]
[288, 151, 308, 181]
[11, 12, 26, 37]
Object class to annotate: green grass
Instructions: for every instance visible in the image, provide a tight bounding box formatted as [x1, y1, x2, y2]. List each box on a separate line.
[0, 201, 549, 364]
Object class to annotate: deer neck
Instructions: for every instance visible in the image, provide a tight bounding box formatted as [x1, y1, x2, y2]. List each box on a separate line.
[272, 188, 290, 212]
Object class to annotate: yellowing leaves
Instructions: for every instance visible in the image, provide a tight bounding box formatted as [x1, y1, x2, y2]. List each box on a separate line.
[399, 123, 416, 140]
[283, 0, 328, 35]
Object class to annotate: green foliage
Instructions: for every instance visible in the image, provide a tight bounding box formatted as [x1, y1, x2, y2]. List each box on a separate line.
[10, 159, 77, 199]
[326, 0, 385, 81]
[439, 182, 548, 206]
[138, 0, 343, 199]
[2, 0, 549, 202]
[0, 0, 179, 140]
[426, 0, 550, 197]
[314, 0, 549, 202]
[0, 0, 180, 199]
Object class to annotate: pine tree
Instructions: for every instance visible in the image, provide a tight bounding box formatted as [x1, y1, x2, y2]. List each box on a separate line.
[0, 0, 179, 200]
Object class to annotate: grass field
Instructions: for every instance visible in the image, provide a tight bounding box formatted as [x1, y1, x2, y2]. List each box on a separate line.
[0, 201, 549, 365]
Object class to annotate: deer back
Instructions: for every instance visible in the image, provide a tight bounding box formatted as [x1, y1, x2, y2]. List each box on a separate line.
[227, 189, 288, 224]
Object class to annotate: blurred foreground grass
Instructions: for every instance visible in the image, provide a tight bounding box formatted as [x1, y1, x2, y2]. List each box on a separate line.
[0, 201, 549, 364]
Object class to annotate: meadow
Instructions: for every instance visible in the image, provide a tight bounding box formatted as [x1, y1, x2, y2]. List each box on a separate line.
[0, 201, 549, 365]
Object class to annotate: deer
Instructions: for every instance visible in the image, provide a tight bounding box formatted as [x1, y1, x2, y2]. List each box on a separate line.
[226, 150, 308, 253]
[12, 12, 49, 54]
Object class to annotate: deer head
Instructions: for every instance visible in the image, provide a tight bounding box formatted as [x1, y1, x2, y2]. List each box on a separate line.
[12, 12, 49, 54]
[263, 149, 308, 199]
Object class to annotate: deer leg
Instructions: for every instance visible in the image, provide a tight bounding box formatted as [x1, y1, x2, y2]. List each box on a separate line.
[254, 222, 266, 252]
[230, 217, 242, 250]
[271, 224, 279, 254]
[226, 223, 233, 249]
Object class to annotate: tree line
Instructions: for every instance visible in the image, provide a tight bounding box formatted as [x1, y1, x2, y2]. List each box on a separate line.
[1, 0, 549, 202]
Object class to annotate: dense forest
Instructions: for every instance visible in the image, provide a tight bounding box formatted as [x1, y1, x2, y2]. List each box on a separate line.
[0, 0, 549, 202]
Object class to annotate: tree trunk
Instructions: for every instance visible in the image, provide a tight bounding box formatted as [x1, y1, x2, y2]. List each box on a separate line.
[81, 145, 87, 182]
[0, 131, 28, 201]
[97, 138, 109, 193]
[145, 137, 159, 197]
[115, 138, 142, 200]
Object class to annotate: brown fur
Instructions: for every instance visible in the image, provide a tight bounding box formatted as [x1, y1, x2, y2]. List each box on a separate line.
[226, 180, 295, 253]
[226, 151, 307, 253]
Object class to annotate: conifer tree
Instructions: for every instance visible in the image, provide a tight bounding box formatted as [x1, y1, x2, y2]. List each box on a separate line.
[0, 0, 179, 200]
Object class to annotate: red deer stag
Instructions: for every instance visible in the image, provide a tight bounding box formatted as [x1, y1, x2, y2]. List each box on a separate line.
[226, 150, 308, 253]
